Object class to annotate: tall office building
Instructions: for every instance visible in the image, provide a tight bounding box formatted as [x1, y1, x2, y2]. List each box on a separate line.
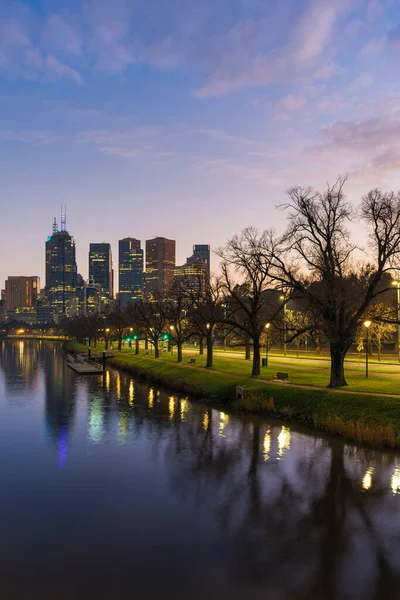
[89, 243, 113, 301]
[187, 244, 210, 279]
[5, 276, 40, 312]
[119, 238, 144, 306]
[145, 237, 176, 298]
[45, 209, 77, 317]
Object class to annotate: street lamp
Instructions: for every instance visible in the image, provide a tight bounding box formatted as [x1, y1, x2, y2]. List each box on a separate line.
[364, 320, 372, 378]
[265, 323, 271, 367]
[280, 295, 287, 357]
[392, 280, 400, 362]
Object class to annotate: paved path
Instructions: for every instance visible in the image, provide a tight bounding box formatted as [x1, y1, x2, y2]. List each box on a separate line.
[177, 362, 400, 399]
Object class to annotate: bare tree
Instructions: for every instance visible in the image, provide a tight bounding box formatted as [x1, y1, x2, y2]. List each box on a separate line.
[165, 281, 194, 362]
[186, 276, 224, 369]
[217, 228, 278, 377]
[136, 296, 167, 358]
[269, 178, 400, 387]
[102, 300, 129, 351]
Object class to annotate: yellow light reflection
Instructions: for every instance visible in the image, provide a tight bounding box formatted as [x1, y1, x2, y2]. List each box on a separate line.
[105, 370, 110, 391]
[219, 412, 229, 437]
[362, 467, 374, 490]
[118, 412, 128, 445]
[203, 412, 209, 431]
[391, 467, 400, 495]
[116, 373, 121, 400]
[19, 341, 24, 361]
[148, 388, 154, 408]
[129, 380, 134, 406]
[277, 426, 291, 458]
[180, 398, 188, 421]
[88, 397, 104, 443]
[263, 430, 271, 461]
[169, 396, 175, 420]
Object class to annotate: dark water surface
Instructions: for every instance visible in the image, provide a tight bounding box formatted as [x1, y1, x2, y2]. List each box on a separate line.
[1, 340, 400, 599]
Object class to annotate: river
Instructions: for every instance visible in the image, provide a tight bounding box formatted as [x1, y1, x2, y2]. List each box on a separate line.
[1, 339, 400, 599]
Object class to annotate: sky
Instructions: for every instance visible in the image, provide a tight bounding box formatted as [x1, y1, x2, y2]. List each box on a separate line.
[1, 0, 400, 290]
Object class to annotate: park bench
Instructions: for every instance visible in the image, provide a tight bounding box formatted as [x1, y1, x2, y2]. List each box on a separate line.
[188, 358, 196, 365]
[273, 371, 289, 382]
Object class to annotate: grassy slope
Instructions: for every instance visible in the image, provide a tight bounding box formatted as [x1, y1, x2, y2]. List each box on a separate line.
[66, 341, 400, 448]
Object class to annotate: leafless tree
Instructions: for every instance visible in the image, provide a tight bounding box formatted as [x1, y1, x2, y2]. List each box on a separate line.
[217, 227, 279, 376]
[136, 296, 167, 358]
[186, 276, 224, 369]
[268, 178, 400, 387]
[102, 299, 129, 351]
[165, 281, 194, 362]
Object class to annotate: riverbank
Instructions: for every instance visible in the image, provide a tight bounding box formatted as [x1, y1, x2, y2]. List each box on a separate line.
[65, 342, 400, 450]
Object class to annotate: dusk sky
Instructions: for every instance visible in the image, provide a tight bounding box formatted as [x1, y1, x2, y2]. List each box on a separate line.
[1, 0, 400, 289]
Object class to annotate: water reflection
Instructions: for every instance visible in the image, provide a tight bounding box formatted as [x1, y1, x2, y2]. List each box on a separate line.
[43, 343, 77, 469]
[1, 340, 400, 599]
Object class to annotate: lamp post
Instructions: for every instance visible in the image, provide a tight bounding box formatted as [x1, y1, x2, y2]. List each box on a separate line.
[129, 327, 133, 349]
[364, 320, 371, 378]
[265, 323, 271, 367]
[392, 280, 400, 363]
[169, 325, 174, 354]
[280, 295, 287, 357]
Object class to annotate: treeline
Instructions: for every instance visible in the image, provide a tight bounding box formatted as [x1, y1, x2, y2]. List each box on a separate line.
[63, 177, 400, 388]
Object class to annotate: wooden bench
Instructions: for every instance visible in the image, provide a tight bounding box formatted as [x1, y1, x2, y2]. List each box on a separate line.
[188, 358, 196, 365]
[273, 371, 289, 382]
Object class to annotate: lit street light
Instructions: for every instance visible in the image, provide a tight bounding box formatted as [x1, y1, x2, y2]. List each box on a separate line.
[364, 320, 372, 378]
[279, 295, 287, 357]
[392, 280, 400, 363]
[265, 323, 271, 367]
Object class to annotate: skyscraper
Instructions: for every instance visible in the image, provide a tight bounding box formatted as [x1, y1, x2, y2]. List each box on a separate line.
[89, 243, 113, 301]
[5, 276, 40, 312]
[45, 209, 77, 317]
[187, 244, 211, 279]
[145, 237, 176, 298]
[119, 238, 144, 306]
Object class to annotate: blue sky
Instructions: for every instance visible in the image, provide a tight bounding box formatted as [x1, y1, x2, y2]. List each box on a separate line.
[1, 0, 400, 288]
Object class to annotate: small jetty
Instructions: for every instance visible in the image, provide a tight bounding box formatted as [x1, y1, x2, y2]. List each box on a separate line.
[66, 354, 104, 374]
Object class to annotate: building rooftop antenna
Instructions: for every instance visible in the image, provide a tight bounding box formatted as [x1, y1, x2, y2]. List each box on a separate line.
[52, 217, 58, 235]
[61, 203, 67, 232]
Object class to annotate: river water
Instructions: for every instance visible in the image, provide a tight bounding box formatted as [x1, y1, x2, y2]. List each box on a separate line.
[1, 340, 400, 599]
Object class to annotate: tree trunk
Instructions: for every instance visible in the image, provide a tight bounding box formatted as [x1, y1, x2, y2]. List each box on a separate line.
[118, 335, 122, 352]
[154, 340, 159, 359]
[245, 341, 251, 360]
[177, 343, 183, 363]
[94, 338, 97, 348]
[378, 344, 381, 361]
[199, 336, 204, 355]
[329, 344, 348, 388]
[135, 339, 139, 355]
[105, 338, 109, 350]
[145, 338, 148, 350]
[252, 336, 261, 377]
[206, 334, 213, 368]
[296, 339, 299, 356]
[88, 337, 92, 347]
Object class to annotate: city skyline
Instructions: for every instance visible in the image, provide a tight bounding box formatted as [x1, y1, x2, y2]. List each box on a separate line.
[2, 208, 211, 298]
[1, 0, 400, 291]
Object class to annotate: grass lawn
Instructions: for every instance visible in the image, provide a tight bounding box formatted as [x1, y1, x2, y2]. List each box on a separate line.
[67, 340, 400, 395]
[66, 340, 400, 448]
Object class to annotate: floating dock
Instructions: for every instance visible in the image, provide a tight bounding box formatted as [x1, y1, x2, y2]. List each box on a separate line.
[66, 354, 104, 374]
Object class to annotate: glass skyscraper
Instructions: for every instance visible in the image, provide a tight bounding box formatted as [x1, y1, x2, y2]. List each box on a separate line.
[89, 243, 113, 301]
[118, 238, 143, 306]
[145, 237, 176, 298]
[45, 217, 77, 317]
[187, 244, 210, 279]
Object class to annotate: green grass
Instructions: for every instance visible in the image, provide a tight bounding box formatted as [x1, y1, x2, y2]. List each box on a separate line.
[66, 341, 400, 394]
[65, 340, 400, 448]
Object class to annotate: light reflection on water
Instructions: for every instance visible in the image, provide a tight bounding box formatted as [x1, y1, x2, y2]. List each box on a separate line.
[0, 339, 400, 600]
